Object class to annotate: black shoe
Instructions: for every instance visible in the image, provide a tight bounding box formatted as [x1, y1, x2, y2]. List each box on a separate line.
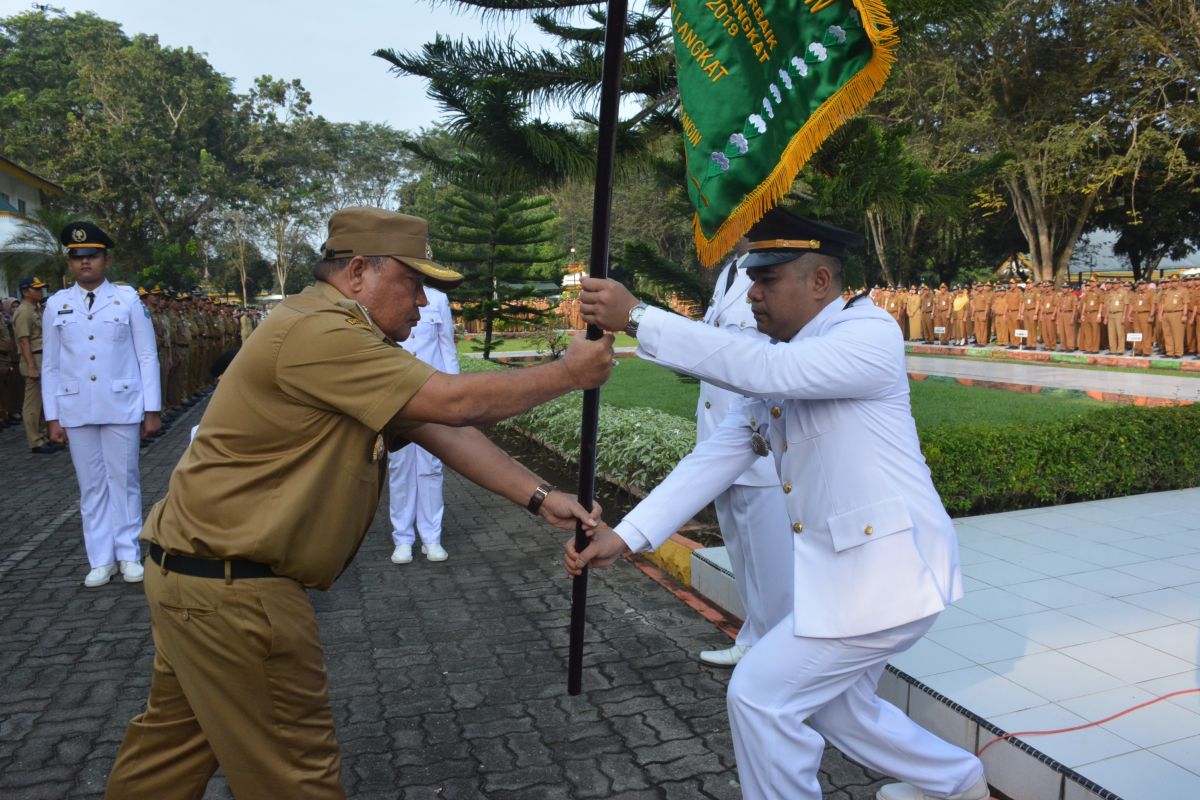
[31, 443, 56, 454]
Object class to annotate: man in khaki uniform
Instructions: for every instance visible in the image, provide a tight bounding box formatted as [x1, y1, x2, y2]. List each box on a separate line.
[904, 286, 922, 341]
[1056, 285, 1078, 351]
[1126, 282, 1155, 357]
[970, 284, 991, 346]
[1187, 278, 1200, 355]
[1079, 281, 1102, 353]
[991, 285, 1008, 346]
[13, 277, 54, 453]
[950, 285, 970, 345]
[104, 208, 615, 799]
[1159, 276, 1188, 358]
[1017, 283, 1038, 349]
[1102, 281, 1130, 355]
[1038, 284, 1058, 351]
[933, 283, 952, 344]
[919, 285, 935, 341]
[1003, 282, 1023, 348]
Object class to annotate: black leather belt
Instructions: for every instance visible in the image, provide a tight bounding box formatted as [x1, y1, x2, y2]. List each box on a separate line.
[147, 543, 279, 580]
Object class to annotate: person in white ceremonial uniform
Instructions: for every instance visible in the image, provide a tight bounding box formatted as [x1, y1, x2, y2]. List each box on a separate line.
[567, 209, 988, 800]
[42, 222, 162, 588]
[388, 285, 460, 564]
[695, 242, 793, 667]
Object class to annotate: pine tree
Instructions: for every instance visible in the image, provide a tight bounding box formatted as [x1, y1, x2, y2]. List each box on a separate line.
[432, 188, 561, 360]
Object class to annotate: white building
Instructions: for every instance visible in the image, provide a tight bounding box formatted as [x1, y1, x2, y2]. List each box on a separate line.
[0, 155, 64, 297]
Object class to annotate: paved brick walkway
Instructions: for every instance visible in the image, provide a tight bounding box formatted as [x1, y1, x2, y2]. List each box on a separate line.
[0, 402, 889, 799]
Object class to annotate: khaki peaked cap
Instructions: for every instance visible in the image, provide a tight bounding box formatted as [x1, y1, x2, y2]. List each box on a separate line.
[320, 207, 463, 291]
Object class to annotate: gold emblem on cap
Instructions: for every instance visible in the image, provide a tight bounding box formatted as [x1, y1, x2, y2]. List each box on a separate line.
[425, 241, 433, 259]
[71, 227, 87, 242]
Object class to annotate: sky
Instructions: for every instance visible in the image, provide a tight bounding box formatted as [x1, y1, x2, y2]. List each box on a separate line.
[9, 0, 569, 132]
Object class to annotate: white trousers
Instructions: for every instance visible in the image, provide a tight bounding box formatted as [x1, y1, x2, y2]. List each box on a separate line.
[387, 444, 444, 546]
[715, 484, 793, 646]
[66, 423, 143, 567]
[728, 612, 984, 800]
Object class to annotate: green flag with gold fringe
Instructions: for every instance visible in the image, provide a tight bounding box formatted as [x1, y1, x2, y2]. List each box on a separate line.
[673, 0, 898, 265]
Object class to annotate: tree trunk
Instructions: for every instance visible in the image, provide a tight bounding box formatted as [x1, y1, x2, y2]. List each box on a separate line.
[865, 209, 894, 286]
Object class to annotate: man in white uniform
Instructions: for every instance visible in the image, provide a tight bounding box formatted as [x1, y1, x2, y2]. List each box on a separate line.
[388, 285, 460, 563]
[695, 241, 793, 666]
[43, 222, 161, 587]
[567, 209, 988, 800]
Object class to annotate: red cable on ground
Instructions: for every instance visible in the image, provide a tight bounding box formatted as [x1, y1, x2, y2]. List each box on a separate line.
[977, 688, 1200, 756]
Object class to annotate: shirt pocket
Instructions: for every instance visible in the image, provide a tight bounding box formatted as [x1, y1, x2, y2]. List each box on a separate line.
[104, 312, 131, 341]
[53, 315, 81, 342]
[827, 496, 913, 552]
[111, 378, 140, 394]
[57, 381, 80, 396]
[785, 400, 834, 440]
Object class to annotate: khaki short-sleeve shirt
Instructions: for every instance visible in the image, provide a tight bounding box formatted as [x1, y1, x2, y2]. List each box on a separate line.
[143, 281, 436, 589]
[12, 301, 42, 350]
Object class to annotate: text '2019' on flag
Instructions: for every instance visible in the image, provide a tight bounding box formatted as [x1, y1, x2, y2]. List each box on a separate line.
[674, 0, 899, 265]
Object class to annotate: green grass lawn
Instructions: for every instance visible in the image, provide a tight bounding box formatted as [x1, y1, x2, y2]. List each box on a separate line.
[597, 357, 1108, 430]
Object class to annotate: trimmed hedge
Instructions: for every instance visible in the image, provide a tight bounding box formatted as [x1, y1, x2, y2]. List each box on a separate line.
[463, 358, 1200, 516]
[923, 405, 1200, 516]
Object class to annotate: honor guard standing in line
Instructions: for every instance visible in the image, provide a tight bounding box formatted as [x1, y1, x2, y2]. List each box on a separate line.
[1127, 282, 1155, 357]
[387, 284, 460, 564]
[42, 222, 161, 587]
[0, 300, 18, 425]
[1102, 281, 1130, 354]
[14, 276, 54, 453]
[1159, 276, 1189, 358]
[1057, 283, 1079, 352]
[933, 284, 952, 345]
[570, 208, 988, 800]
[168, 292, 191, 407]
[950, 285, 969, 346]
[691, 237, 793, 667]
[919, 285, 935, 342]
[1039, 283, 1059, 351]
[146, 286, 172, 414]
[905, 285, 922, 341]
[103, 208, 614, 799]
[1079, 281, 1102, 353]
[970, 283, 991, 345]
[989, 284, 1007, 347]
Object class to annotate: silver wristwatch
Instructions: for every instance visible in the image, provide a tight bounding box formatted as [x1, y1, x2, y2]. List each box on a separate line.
[625, 302, 648, 337]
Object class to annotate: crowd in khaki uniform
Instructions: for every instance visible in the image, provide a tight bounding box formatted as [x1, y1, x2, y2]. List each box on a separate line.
[865, 276, 1200, 358]
[137, 286, 262, 424]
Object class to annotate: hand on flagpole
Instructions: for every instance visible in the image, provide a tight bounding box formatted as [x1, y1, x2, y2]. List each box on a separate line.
[539, 491, 603, 533]
[561, 331, 617, 388]
[563, 523, 629, 577]
[579, 277, 639, 332]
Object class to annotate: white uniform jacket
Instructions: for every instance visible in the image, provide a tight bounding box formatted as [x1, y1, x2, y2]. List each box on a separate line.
[615, 297, 964, 638]
[697, 260, 778, 488]
[402, 287, 459, 374]
[41, 281, 161, 426]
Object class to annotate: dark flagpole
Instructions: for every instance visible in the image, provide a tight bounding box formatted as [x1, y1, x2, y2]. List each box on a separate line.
[569, 0, 628, 696]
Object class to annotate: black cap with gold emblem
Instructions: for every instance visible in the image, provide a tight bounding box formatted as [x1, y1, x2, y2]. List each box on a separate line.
[60, 221, 115, 257]
[739, 207, 865, 270]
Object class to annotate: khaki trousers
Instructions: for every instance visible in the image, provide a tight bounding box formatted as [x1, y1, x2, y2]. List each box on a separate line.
[19, 352, 47, 448]
[973, 316, 989, 345]
[1042, 316, 1058, 350]
[1107, 317, 1127, 354]
[106, 565, 344, 799]
[1058, 319, 1077, 351]
[1133, 313, 1153, 356]
[1163, 311, 1185, 357]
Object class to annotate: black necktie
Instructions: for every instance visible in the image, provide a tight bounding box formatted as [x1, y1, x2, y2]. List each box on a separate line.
[86, 291, 95, 310]
[724, 259, 739, 295]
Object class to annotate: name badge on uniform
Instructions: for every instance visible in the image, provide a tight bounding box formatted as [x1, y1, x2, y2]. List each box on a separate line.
[57, 308, 74, 315]
[750, 424, 770, 457]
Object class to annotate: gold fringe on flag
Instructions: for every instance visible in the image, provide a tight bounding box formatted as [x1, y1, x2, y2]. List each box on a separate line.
[694, 0, 900, 266]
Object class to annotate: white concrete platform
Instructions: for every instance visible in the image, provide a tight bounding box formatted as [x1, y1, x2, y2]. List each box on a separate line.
[692, 489, 1200, 800]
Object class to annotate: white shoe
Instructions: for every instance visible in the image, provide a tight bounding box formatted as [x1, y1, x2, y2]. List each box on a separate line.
[422, 543, 448, 562]
[876, 776, 990, 800]
[119, 560, 144, 583]
[84, 564, 119, 588]
[698, 644, 749, 667]
[390, 544, 413, 564]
